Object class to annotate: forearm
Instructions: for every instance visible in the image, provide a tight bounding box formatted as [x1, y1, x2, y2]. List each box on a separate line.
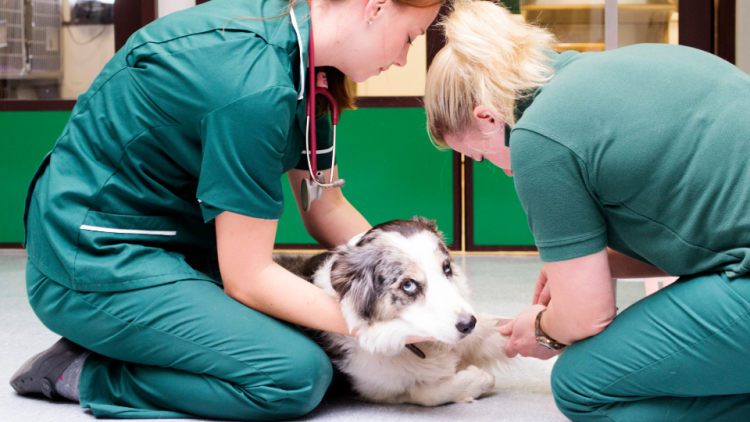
[539, 249, 617, 345]
[540, 298, 616, 346]
[289, 167, 370, 248]
[303, 197, 370, 248]
[608, 248, 668, 279]
[225, 262, 353, 336]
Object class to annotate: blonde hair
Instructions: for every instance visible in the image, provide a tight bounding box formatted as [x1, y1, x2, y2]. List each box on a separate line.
[425, 0, 556, 148]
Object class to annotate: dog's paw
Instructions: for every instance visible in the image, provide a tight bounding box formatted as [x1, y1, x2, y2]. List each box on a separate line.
[453, 365, 495, 403]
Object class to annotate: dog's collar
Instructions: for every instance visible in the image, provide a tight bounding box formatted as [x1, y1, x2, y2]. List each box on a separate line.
[405, 344, 426, 359]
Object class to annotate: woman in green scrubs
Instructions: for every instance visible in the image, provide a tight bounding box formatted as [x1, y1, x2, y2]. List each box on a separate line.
[425, 1, 750, 421]
[11, 0, 441, 419]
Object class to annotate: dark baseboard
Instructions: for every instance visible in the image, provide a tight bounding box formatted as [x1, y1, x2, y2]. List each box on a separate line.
[0, 243, 25, 249]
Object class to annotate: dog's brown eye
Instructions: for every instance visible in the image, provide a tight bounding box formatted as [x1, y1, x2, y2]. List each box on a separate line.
[402, 280, 418, 295]
[443, 261, 452, 277]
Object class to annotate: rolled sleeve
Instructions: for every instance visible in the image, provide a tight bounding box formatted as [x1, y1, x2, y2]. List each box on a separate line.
[295, 112, 335, 171]
[511, 129, 608, 262]
[197, 87, 297, 222]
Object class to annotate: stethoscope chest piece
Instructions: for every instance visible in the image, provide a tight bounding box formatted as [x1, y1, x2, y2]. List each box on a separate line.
[301, 173, 324, 212]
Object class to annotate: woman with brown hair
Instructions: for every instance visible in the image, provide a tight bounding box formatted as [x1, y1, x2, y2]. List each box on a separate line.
[11, 0, 441, 419]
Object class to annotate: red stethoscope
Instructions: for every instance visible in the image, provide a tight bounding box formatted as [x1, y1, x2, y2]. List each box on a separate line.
[293, 9, 345, 212]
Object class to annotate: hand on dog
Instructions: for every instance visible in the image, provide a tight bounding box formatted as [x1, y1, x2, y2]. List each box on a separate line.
[498, 304, 560, 360]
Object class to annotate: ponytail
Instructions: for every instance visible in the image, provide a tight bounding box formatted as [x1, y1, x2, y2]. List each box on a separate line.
[425, 0, 556, 147]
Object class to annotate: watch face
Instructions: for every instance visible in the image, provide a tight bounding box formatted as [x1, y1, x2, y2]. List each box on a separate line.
[539, 341, 557, 351]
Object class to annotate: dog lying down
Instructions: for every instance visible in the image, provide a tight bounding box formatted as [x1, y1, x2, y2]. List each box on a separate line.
[276, 217, 510, 406]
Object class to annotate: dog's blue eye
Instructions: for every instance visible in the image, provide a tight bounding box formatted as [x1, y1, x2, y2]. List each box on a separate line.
[402, 281, 417, 294]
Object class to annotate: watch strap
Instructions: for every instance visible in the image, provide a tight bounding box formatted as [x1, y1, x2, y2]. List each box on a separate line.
[535, 309, 568, 350]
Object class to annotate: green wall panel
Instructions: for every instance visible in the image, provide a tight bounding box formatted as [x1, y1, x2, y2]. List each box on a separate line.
[472, 161, 534, 246]
[1, 111, 71, 243]
[275, 108, 455, 246]
[2, 109, 453, 246]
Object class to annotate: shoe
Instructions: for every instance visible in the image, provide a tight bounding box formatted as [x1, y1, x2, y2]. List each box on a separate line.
[10, 338, 86, 399]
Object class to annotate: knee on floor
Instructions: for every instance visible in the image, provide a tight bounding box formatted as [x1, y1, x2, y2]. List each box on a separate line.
[243, 340, 333, 420]
[550, 351, 605, 422]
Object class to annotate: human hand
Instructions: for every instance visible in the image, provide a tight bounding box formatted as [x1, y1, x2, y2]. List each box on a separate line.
[532, 268, 551, 306]
[498, 304, 560, 360]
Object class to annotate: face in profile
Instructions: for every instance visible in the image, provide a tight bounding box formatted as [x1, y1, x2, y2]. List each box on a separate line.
[331, 0, 441, 83]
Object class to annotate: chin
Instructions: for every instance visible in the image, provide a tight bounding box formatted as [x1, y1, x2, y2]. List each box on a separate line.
[346, 72, 371, 84]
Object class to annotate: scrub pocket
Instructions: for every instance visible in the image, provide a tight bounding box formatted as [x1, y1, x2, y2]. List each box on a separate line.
[72, 211, 210, 292]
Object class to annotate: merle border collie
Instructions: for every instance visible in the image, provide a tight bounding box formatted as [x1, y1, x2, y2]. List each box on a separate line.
[276, 217, 510, 406]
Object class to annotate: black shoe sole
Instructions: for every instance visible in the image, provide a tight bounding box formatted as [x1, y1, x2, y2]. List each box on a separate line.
[10, 338, 86, 399]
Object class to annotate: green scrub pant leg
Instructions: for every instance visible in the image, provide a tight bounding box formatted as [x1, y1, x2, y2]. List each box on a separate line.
[551, 271, 750, 422]
[25, 261, 333, 420]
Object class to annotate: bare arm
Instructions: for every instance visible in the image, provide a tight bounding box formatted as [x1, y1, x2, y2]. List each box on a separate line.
[287, 166, 371, 248]
[216, 211, 353, 335]
[541, 248, 617, 345]
[607, 248, 669, 279]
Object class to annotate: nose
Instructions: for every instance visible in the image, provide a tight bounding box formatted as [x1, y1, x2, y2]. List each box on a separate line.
[393, 45, 410, 68]
[455, 314, 477, 335]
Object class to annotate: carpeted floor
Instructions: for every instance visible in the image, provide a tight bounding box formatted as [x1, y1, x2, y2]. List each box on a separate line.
[0, 249, 649, 421]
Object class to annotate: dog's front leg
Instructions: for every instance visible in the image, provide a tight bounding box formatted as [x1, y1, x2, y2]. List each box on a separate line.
[356, 320, 413, 356]
[401, 365, 496, 406]
[455, 313, 511, 372]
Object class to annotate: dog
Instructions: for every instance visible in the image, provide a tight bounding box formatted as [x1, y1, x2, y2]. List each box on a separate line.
[276, 217, 510, 406]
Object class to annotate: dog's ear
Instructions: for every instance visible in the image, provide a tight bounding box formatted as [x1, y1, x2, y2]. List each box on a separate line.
[330, 249, 380, 323]
[411, 216, 439, 234]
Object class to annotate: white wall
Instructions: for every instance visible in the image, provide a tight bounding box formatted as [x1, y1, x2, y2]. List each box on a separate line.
[61, 25, 115, 99]
[737, 0, 750, 74]
[158, 0, 196, 18]
[356, 35, 427, 97]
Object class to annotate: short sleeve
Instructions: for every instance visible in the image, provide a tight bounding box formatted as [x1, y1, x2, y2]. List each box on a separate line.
[295, 111, 335, 171]
[197, 87, 297, 223]
[511, 129, 607, 262]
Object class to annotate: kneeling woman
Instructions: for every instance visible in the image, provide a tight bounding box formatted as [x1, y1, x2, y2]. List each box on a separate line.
[11, 0, 440, 419]
[425, 1, 750, 421]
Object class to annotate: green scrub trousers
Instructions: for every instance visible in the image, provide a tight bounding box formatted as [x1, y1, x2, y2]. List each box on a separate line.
[551, 271, 750, 421]
[26, 261, 332, 420]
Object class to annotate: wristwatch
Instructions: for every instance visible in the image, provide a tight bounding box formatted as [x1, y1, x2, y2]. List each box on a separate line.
[535, 309, 568, 350]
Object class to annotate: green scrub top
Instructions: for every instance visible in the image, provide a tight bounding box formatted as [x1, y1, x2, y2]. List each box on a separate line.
[23, 0, 334, 292]
[510, 44, 750, 279]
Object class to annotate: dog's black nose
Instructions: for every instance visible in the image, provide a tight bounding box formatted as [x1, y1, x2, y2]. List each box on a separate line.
[456, 315, 477, 335]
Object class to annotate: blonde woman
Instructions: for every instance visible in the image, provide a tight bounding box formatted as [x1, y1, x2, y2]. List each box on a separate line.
[10, 0, 441, 419]
[426, 1, 750, 420]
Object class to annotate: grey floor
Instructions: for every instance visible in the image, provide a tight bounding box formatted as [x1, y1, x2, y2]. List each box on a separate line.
[0, 250, 649, 422]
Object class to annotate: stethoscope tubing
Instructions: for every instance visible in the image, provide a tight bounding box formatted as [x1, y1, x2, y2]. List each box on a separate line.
[303, 12, 340, 189]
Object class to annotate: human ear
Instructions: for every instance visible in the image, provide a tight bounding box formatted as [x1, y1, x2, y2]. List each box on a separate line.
[363, 0, 388, 24]
[473, 105, 504, 135]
